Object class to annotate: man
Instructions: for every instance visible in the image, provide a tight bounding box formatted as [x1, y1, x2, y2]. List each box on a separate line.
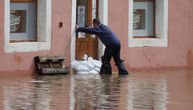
[76, 18, 128, 75]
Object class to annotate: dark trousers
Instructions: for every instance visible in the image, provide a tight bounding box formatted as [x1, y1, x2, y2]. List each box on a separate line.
[100, 43, 128, 75]
[103, 43, 122, 65]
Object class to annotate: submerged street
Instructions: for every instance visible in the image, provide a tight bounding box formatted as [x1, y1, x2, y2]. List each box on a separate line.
[0, 69, 193, 110]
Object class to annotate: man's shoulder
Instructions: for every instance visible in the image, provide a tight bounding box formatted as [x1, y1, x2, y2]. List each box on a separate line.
[99, 24, 106, 27]
[98, 24, 109, 29]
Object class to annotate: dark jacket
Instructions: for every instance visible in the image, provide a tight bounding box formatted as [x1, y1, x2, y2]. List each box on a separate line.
[77, 24, 120, 46]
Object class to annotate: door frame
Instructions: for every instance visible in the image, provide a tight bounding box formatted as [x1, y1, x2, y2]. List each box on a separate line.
[71, 0, 108, 62]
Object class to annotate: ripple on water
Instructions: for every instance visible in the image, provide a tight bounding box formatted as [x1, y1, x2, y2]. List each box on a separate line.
[2, 74, 169, 110]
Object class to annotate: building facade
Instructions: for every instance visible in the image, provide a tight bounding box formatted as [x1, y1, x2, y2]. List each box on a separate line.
[0, 0, 193, 74]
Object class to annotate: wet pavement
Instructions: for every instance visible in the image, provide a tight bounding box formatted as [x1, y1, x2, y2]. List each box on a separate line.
[0, 69, 193, 110]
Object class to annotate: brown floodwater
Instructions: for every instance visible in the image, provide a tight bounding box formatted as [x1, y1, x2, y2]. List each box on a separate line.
[0, 69, 193, 110]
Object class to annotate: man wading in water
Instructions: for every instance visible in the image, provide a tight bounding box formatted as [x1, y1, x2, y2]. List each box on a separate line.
[76, 18, 128, 75]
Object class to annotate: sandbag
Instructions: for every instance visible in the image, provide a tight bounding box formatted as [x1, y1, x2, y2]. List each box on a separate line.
[71, 55, 102, 74]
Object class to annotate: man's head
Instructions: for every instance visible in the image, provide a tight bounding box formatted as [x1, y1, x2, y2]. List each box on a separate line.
[93, 18, 100, 27]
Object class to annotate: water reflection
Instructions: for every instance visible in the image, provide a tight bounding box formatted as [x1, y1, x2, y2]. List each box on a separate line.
[72, 74, 168, 110]
[4, 82, 51, 110]
[72, 75, 125, 110]
[128, 78, 168, 110]
[1, 74, 169, 110]
[3, 75, 71, 110]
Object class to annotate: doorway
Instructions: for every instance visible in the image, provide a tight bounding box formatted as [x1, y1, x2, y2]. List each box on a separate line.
[75, 0, 99, 60]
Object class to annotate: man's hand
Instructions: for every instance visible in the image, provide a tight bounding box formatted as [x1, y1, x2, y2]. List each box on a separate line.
[75, 25, 79, 32]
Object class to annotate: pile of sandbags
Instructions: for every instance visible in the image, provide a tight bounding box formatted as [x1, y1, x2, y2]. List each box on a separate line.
[71, 55, 102, 74]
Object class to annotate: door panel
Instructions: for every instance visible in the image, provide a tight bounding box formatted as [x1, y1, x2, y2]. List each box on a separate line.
[76, 0, 98, 60]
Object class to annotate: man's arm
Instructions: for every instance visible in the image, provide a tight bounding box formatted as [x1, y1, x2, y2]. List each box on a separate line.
[77, 27, 102, 34]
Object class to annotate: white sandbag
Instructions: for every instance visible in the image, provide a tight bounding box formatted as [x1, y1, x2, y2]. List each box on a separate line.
[94, 67, 100, 72]
[92, 60, 102, 68]
[87, 56, 93, 61]
[87, 61, 95, 69]
[71, 55, 102, 74]
[87, 56, 102, 68]
[92, 59, 102, 65]
[82, 54, 88, 60]
[73, 64, 89, 71]
[71, 60, 79, 69]
[76, 71, 90, 74]
[79, 60, 95, 69]
[89, 70, 98, 74]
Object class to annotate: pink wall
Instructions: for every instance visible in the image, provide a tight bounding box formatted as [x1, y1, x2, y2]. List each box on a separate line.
[0, 0, 72, 74]
[1, 0, 193, 74]
[108, 0, 193, 70]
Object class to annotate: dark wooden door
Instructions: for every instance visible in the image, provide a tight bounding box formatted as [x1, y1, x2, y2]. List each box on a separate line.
[76, 0, 99, 60]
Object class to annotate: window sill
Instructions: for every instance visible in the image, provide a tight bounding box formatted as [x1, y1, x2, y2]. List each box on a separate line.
[128, 37, 168, 47]
[5, 42, 51, 53]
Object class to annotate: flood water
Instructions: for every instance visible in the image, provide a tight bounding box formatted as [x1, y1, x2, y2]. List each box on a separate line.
[0, 69, 193, 110]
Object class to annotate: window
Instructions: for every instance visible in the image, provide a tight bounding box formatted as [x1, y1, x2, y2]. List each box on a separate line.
[10, 0, 37, 42]
[128, 0, 168, 47]
[133, 0, 155, 38]
[4, 0, 52, 53]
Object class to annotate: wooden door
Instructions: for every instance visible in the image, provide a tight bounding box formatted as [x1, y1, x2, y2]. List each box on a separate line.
[76, 0, 99, 60]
